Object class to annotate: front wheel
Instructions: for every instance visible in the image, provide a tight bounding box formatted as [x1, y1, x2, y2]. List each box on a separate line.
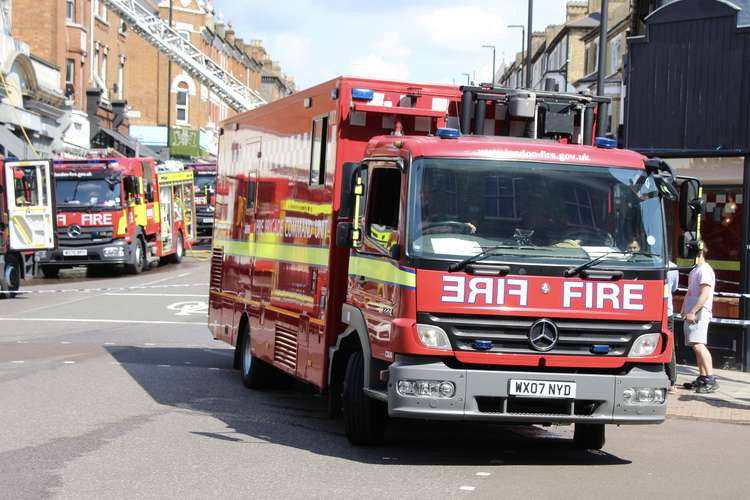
[170, 232, 184, 264]
[126, 239, 145, 275]
[343, 351, 386, 445]
[574, 423, 605, 450]
[1, 256, 21, 299]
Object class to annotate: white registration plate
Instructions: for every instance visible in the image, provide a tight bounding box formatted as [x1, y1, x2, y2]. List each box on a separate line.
[509, 379, 576, 399]
[62, 249, 87, 257]
[203, 217, 214, 223]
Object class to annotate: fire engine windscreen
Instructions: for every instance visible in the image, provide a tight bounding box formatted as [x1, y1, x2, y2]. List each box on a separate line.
[194, 175, 215, 194]
[55, 174, 122, 209]
[408, 159, 665, 267]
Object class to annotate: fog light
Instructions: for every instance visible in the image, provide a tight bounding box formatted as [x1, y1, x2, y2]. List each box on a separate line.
[103, 246, 125, 258]
[623, 387, 666, 404]
[35, 251, 49, 261]
[396, 379, 456, 398]
[623, 388, 635, 402]
[416, 324, 451, 350]
[637, 388, 655, 402]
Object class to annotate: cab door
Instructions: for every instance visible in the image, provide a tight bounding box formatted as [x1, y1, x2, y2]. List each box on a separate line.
[4, 160, 56, 251]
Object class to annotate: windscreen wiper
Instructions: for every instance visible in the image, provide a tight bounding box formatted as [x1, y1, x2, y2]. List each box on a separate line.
[564, 251, 659, 277]
[448, 245, 555, 272]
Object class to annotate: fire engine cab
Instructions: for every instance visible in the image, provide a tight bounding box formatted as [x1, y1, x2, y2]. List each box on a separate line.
[185, 162, 217, 238]
[38, 158, 196, 276]
[0, 159, 56, 297]
[208, 77, 702, 449]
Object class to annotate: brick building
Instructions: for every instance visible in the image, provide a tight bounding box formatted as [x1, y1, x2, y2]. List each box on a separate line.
[11, 0, 294, 158]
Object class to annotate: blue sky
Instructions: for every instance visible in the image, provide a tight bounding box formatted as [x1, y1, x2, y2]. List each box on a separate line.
[214, 0, 572, 90]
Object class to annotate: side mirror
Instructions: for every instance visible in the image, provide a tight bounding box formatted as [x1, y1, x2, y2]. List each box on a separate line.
[336, 221, 353, 248]
[680, 179, 703, 232]
[680, 232, 701, 259]
[338, 162, 360, 218]
[145, 183, 154, 203]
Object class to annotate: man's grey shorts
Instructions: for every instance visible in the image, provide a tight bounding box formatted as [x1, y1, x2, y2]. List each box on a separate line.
[685, 312, 710, 345]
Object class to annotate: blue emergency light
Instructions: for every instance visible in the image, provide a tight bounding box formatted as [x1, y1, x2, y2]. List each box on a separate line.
[595, 136, 617, 149]
[351, 88, 374, 100]
[472, 339, 493, 351]
[436, 127, 460, 139]
[590, 344, 611, 354]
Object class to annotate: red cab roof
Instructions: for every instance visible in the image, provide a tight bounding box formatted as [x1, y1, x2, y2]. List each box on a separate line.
[365, 135, 646, 169]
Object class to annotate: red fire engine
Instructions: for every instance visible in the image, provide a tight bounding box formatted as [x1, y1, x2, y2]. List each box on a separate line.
[185, 162, 217, 238]
[38, 158, 196, 276]
[1, 159, 56, 297]
[208, 77, 700, 449]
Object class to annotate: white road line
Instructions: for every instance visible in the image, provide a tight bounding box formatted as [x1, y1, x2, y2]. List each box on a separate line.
[144, 343, 157, 346]
[476, 472, 491, 477]
[60, 341, 71, 344]
[0, 318, 206, 326]
[176, 272, 192, 278]
[104, 293, 207, 297]
[63, 361, 76, 364]
[139, 276, 179, 287]
[16, 340, 28, 344]
[11, 360, 25, 364]
[157, 364, 171, 368]
[103, 342, 116, 345]
[459, 486, 476, 491]
[208, 367, 221, 371]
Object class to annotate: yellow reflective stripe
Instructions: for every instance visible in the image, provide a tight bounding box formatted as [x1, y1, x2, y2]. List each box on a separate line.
[158, 171, 194, 184]
[134, 204, 147, 227]
[214, 239, 329, 266]
[348, 255, 416, 288]
[677, 258, 739, 272]
[117, 209, 128, 236]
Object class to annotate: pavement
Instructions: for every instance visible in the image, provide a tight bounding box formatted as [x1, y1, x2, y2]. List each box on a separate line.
[669, 365, 750, 424]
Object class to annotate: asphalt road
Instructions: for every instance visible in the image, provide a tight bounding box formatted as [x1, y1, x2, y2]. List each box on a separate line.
[1, 256, 748, 499]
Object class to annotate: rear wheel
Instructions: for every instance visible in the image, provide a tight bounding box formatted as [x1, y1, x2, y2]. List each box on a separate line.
[343, 351, 386, 445]
[1, 256, 21, 299]
[40, 266, 60, 279]
[574, 423, 605, 450]
[239, 325, 273, 389]
[170, 233, 184, 264]
[126, 239, 145, 275]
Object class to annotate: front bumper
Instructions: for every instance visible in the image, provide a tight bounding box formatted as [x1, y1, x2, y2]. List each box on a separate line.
[387, 355, 668, 424]
[36, 240, 133, 267]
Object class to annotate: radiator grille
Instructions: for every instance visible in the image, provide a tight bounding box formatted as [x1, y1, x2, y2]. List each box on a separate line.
[274, 325, 298, 371]
[209, 247, 223, 290]
[419, 312, 660, 356]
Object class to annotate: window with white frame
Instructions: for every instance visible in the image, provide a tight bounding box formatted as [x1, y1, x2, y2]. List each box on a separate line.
[101, 53, 107, 87]
[66, 0, 75, 22]
[117, 61, 124, 99]
[585, 40, 598, 75]
[176, 82, 189, 124]
[65, 59, 75, 86]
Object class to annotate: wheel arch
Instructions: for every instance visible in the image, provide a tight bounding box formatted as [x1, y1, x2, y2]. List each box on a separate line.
[233, 312, 250, 370]
[328, 304, 375, 390]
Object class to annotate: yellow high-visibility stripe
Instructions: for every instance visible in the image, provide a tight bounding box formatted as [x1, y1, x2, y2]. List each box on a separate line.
[214, 238, 330, 266]
[158, 171, 194, 184]
[348, 255, 416, 288]
[281, 199, 332, 216]
[11, 216, 32, 245]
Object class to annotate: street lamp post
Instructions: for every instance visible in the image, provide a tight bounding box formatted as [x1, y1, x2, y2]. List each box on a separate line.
[482, 44, 496, 85]
[507, 24, 525, 87]
[462, 73, 471, 85]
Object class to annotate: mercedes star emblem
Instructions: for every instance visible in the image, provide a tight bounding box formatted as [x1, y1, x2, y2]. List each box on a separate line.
[541, 282, 551, 294]
[528, 319, 559, 352]
[68, 225, 82, 238]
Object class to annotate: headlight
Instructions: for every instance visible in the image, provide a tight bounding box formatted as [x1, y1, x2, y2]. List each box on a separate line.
[415, 324, 451, 350]
[35, 251, 49, 261]
[103, 246, 125, 258]
[628, 333, 660, 357]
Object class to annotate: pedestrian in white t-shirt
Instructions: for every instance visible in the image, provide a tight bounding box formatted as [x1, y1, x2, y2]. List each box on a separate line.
[681, 246, 718, 393]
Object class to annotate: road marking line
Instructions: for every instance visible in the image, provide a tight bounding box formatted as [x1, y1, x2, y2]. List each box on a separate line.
[144, 343, 157, 346]
[177, 272, 192, 278]
[139, 276, 178, 287]
[208, 367, 221, 371]
[459, 486, 476, 491]
[0, 318, 206, 326]
[105, 293, 208, 297]
[157, 364, 171, 368]
[476, 472, 491, 477]
[104, 342, 116, 345]
[11, 360, 25, 364]
[60, 341, 71, 344]
[184, 361, 192, 365]
[63, 361, 76, 364]
[16, 340, 28, 344]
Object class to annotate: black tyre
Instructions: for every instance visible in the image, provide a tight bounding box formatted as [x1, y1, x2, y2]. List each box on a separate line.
[574, 423, 605, 450]
[40, 266, 60, 279]
[170, 232, 184, 264]
[343, 351, 386, 445]
[1, 255, 21, 299]
[239, 326, 273, 389]
[126, 238, 145, 275]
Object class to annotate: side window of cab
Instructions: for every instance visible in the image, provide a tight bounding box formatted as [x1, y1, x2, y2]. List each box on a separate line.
[364, 166, 402, 255]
